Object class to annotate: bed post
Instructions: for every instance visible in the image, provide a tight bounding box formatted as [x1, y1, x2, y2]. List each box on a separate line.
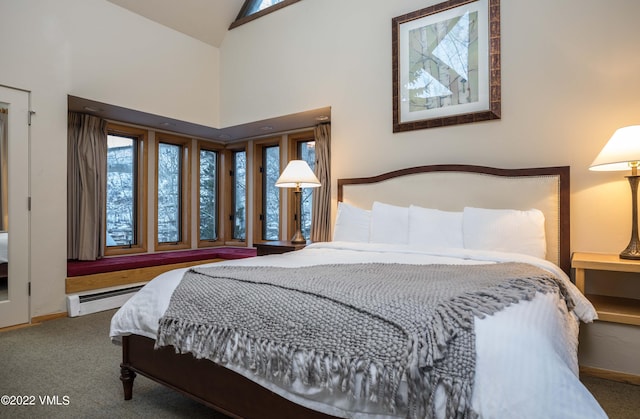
[120, 335, 137, 400]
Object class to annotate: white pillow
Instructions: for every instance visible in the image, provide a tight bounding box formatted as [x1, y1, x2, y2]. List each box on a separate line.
[463, 207, 546, 259]
[408, 205, 463, 248]
[370, 201, 409, 244]
[332, 202, 371, 242]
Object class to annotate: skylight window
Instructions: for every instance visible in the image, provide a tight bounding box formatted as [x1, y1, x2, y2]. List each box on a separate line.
[231, 0, 301, 29]
[254, 0, 284, 13]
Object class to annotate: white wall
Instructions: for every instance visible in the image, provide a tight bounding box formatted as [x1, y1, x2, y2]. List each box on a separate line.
[0, 0, 220, 317]
[220, 0, 640, 374]
[220, 0, 640, 253]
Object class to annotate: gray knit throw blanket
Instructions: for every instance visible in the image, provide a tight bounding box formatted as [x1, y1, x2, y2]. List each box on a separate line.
[156, 262, 573, 419]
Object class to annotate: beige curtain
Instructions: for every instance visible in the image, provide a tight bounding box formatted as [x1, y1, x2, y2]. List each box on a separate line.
[67, 112, 107, 260]
[0, 109, 7, 231]
[310, 123, 331, 242]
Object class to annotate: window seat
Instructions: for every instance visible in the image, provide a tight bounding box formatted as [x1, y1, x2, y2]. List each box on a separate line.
[66, 247, 257, 294]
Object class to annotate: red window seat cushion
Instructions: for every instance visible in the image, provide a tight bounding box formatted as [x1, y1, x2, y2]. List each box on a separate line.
[67, 247, 256, 277]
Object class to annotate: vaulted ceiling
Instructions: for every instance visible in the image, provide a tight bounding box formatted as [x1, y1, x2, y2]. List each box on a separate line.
[106, 0, 244, 47]
[73, 1, 330, 142]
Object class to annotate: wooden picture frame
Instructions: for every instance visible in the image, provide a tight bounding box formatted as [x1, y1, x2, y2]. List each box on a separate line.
[392, 0, 501, 132]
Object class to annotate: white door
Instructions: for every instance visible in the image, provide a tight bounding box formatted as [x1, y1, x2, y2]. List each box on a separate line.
[0, 85, 30, 328]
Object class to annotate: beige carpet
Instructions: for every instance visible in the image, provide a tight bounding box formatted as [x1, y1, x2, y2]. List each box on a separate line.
[0, 310, 220, 419]
[580, 374, 640, 419]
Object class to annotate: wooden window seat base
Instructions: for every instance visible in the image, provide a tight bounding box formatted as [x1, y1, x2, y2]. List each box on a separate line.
[66, 247, 256, 294]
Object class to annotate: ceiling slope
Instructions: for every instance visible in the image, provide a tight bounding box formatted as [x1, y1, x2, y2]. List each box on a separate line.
[106, 0, 243, 47]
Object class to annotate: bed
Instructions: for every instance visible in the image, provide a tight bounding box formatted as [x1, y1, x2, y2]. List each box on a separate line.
[110, 164, 606, 419]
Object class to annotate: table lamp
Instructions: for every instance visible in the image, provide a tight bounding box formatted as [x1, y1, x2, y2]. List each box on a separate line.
[275, 160, 321, 243]
[590, 125, 640, 259]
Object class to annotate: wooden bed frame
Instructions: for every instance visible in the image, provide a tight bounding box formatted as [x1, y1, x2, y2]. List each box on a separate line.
[119, 164, 570, 418]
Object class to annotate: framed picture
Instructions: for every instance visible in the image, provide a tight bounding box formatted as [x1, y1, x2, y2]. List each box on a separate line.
[392, 0, 500, 132]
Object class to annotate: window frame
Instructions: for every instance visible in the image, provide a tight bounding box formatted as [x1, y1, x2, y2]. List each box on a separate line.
[287, 130, 316, 242]
[154, 133, 191, 251]
[253, 136, 284, 244]
[224, 143, 248, 245]
[197, 141, 224, 248]
[230, 0, 302, 29]
[104, 123, 148, 256]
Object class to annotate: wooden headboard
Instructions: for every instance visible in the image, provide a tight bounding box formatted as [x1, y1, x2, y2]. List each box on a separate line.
[337, 165, 570, 275]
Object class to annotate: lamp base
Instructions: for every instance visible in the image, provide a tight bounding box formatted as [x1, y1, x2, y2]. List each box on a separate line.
[290, 229, 306, 244]
[620, 240, 640, 260]
[620, 252, 640, 260]
[621, 175, 640, 260]
[290, 188, 306, 244]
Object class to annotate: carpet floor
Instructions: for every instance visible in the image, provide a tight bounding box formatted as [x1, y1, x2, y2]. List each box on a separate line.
[0, 310, 220, 419]
[0, 309, 638, 418]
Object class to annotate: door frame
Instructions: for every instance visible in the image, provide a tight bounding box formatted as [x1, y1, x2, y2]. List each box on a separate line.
[0, 84, 31, 329]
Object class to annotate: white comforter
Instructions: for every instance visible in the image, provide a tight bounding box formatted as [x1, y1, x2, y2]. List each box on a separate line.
[110, 242, 606, 419]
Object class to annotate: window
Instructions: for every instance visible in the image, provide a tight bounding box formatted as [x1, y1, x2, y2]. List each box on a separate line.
[230, 148, 247, 242]
[105, 124, 147, 256]
[231, 0, 301, 29]
[289, 131, 316, 240]
[297, 140, 316, 240]
[100, 119, 322, 253]
[249, 0, 285, 14]
[155, 134, 191, 250]
[262, 145, 281, 240]
[107, 136, 136, 245]
[198, 142, 222, 246]
[254, 139, 282, 242]
[100, 121, 230, 255]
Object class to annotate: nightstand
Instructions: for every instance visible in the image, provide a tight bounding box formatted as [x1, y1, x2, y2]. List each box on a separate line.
[255, 240, 309, 256]
[571, 252, 640, 325]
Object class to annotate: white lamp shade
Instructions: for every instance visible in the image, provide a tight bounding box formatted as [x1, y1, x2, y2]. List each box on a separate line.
[590, 125, 640, 171]
[275, 160, 321, 188]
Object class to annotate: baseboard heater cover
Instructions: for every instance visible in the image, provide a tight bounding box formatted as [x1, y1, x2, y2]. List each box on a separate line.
[66, 284, 144, 317]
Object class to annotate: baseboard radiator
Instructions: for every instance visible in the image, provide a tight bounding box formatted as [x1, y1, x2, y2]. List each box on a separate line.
[66, 284, 144, 317]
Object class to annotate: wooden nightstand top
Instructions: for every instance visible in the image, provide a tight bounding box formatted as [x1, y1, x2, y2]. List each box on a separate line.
[572, 252, 640, 273]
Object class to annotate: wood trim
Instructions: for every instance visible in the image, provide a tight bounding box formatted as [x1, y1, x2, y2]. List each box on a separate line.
[105, 123, 149, 256]
[221, 148, 233, 244]
[32, 312, 67, 323]
[0, 322, 33, 333]
[223, 144, 248, 245]
[287, 130, 315, 158]
[252, 137, 283, 243]
[580, 365, 640, 386]
[154, 133, 192, 251]
[196, 141, 225, 248]
[0, 312, 67, 333]
[337, 164, 570, 275]
[337, 165, 568, 196]
[65, 258, 223, 294]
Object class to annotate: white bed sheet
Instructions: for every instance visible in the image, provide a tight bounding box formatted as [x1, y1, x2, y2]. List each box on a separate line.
[110, 242, 605, 419]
